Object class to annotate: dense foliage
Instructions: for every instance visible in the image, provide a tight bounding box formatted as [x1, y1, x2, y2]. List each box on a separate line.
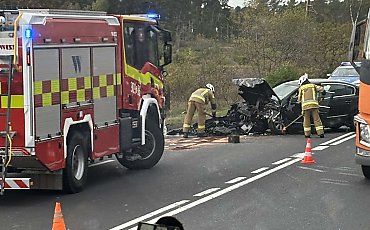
[1, 0, 369, 104]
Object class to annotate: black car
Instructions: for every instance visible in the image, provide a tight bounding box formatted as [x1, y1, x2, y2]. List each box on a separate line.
[271, 79, 358, 133]
[204, 78, 358, 136]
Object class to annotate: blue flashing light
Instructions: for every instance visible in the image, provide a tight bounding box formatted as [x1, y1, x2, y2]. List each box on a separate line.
[147, 13, 160, 20]
[25, 29, 32, 39]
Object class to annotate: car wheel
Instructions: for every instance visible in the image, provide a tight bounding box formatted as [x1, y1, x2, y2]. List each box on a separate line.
[116, 120, 164, 169]
[268, 111, 284, 135]
[348, 116, 356, 131]
[63, 132, 88, 193]
[362, 165, 370, 179]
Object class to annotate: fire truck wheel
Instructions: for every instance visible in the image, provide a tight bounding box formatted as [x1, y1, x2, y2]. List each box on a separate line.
[63, 132, 88, 193]
[117, 120, 164, 169]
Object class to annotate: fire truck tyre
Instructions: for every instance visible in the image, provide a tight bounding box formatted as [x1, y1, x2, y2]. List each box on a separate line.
[361, 165, 370, 179]
[117, 120, 164, 169]
[63, 133, 88, 193]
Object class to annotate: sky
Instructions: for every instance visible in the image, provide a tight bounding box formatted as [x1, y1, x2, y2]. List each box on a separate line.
[228, 0, 245, 7]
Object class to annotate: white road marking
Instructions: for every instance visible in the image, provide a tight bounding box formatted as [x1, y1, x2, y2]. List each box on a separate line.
[88, 159, 115, 168]
[330, 134, 356, 146]
[291, 152, 305, 158]
[109, 200, 190, 230]
[129, 158, 302, 229]
[251, 167, 269, 174]
[320, 178, 349, 186]
[193, 188, 220, 197]
[320, 132, 355, 145]
[297, 166, 326, 173]
[122, 132, 356, 229]
[272, 158, 291, 165]
[225, 177, 246, 184]
[312, 146, 329, 151]
[338, 172, 362, 177]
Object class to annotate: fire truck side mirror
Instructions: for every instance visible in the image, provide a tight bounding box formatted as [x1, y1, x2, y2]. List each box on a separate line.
[163, 43, 172, 66]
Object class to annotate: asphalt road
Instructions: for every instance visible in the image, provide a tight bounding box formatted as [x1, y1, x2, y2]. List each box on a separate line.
[0, 130, 368, 230]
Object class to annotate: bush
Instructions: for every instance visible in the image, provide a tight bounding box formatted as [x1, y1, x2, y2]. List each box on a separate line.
[266, 64, 302, 87]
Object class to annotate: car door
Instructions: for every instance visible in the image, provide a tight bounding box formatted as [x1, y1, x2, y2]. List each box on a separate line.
[322, 83, 357, 127]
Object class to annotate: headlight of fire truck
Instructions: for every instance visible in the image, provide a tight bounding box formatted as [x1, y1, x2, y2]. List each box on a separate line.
[360, 122, 370, 145]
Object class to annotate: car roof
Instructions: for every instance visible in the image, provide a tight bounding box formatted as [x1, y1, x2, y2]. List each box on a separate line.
[282, 79, 358, 87]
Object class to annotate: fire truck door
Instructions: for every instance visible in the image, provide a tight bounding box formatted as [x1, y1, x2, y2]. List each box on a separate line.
[34, 48, 61, 139]
[91, 46, 117, 127]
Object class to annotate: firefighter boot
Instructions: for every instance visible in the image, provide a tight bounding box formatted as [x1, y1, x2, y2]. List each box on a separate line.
[183, 132, 189, 138]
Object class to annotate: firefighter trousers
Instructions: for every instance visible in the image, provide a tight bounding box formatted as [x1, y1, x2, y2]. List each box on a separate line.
[303, 108, 324, 136]
[183, 101, 206, 134]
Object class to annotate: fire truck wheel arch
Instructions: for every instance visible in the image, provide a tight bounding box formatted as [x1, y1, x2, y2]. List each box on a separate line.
[140, 97, 162, 145]
[116, 118, 164, 169]
[63, 132, 89, 193]
[63, 115, 94, 159]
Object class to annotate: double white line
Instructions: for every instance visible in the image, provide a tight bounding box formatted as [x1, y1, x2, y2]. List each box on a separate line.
[320, 132, 355, 146]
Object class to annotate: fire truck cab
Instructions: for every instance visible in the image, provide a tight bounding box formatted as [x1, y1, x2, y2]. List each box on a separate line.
[0, 9, 172, 194]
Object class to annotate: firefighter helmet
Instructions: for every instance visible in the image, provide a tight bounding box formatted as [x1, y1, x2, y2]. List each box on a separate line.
[298, 73, 309, 86]
[206, 83, 215, 93]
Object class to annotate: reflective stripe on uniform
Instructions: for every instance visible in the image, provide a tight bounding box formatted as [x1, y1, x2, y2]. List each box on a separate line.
[315, 126, 324, 131]
[304, 127, 311, 132]
[190, 95, 205, 103]
[200, 89, 208, 96]
[302, 100, 319, 107]
[183, 123, 191, 128]
[198, 125, 205, 129]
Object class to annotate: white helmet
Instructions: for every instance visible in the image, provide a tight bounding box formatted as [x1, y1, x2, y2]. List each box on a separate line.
[206, 83, 215, 93]
[298, 73, 308, 86]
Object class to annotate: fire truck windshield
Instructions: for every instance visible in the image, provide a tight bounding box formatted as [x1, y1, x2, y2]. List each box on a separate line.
[124, 23, 159, 70]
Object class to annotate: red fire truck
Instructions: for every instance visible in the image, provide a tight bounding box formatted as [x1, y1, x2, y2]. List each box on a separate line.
[0, 9, 172, 194]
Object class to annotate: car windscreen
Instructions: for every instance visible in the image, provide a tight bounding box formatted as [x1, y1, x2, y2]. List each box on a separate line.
[332, 67, 359, 76]
[273, 83, 297, 100]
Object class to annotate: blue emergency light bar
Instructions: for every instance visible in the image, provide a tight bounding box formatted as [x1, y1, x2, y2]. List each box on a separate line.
[25, 29, 32, 38]
[146, 13, 160, 19]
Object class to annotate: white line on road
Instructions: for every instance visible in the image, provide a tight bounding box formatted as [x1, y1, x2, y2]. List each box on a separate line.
[297, 166, 326, 173]
[225, 177, 246, 184]
[272, 158, 291, 165]
[291, 152, 305, 158]
[320, 178, 349, 186]
[193, 188, 220, 197]
[251, 167, 269, 174]
[88, 159, 115, 168]
[330, 134, 356, 146]
[312, 146, 329, 151]
[338, 172, 362, 177]
[125, 158, 302, 230]
[320, 132, 355, 145]
[109, 200, 190, 230]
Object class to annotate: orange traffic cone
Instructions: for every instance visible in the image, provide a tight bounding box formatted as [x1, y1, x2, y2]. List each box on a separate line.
[52, 202, 67, 230]
[301, 138, 316, 164]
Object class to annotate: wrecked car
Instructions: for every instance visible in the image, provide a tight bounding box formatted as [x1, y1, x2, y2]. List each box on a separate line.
[168, 78, 358, 136]
[273, 79, 358, 132]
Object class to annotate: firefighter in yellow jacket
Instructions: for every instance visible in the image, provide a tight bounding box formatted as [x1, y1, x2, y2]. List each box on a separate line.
[182, 84, 217, 138]
[298, 73, 325, 138]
